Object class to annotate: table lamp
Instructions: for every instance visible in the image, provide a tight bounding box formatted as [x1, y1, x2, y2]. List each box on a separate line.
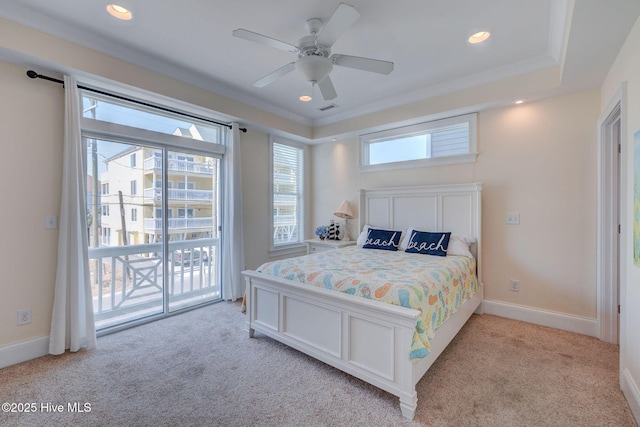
[334, 200, 354, 241]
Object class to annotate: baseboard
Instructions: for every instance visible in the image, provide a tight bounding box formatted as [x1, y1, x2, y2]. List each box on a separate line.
[622, 368, 640, 425]
[0, 336, 49, 369]
[482, 300, 598, 337]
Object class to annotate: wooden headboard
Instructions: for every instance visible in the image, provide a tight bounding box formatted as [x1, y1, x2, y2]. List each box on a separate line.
[358, 182, 483, 281]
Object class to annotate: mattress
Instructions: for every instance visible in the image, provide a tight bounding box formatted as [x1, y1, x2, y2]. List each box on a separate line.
[256, 245, 479, 360]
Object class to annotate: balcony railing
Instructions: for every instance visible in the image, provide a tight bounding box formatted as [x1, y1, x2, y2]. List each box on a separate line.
[144, 157, 214, 174]
[274, 214, 295, 226]
[144, 217, 213, 231]
[143, 187, 213, 202]
[89, 238, 220, 330]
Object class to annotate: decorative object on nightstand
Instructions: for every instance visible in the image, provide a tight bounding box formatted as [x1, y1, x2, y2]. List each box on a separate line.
[328, 220, 340, 240]
[334, 200, 354, 241]
[314, 225, 329, 240]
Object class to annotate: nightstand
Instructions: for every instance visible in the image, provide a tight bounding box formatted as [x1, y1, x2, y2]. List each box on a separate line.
[305, 239, 356, 255]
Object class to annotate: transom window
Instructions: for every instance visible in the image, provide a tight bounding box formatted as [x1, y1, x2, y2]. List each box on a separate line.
[81, 94, 220, 144]
[360, 113, 477, 171]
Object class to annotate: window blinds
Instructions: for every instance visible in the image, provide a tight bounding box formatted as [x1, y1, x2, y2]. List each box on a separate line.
[273, 142, 304, 246]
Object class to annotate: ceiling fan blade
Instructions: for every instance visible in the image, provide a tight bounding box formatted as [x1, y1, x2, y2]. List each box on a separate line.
[318, 76, 338, 101]
[232, 29, 299, 53]
[252, 62, 296, 88]
[331, 54, 394, 75]
[316, 3, 360, 48]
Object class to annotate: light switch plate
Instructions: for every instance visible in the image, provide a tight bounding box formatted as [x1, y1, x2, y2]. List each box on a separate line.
[506, 213, 520, 225]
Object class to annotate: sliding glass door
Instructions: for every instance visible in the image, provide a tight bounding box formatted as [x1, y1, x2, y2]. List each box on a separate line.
[87, 139, 166, 329]
[82, 92, 224, 331]
[166, 151, 221, 312]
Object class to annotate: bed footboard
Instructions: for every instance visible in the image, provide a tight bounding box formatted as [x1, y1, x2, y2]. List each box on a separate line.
[243, 270, 422, 418]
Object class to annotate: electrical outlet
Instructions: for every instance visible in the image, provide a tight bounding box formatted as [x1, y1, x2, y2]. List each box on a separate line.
[17, 309, 32, 326]
[509, 280, 520, 292]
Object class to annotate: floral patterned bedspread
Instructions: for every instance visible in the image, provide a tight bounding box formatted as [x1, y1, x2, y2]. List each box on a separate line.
[256, 245, 478, 361]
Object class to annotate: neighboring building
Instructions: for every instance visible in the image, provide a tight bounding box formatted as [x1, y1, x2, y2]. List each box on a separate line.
[273, 159, 300, 244]
[86, 174, 101, 246]
[99, 125, 219, 247]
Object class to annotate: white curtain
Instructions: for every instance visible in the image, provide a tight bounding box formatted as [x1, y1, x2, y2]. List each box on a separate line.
[222, 123, 245, 301]
[49, 75, 97, 355]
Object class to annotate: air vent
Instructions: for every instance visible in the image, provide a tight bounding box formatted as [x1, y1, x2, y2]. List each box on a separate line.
[319, 104, 338, 112]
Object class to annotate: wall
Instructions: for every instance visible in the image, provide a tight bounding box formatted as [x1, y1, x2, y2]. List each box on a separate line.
[240, 130, 272, 271]
[312, 89, 600, 324]
[0, 62, 63, 348]
[601, 15, 640, 421]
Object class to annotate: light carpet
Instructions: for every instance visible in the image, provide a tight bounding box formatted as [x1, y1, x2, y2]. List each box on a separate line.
[0, 301, 636, 427]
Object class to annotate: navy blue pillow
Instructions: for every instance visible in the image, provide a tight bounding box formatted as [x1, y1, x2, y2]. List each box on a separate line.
[405, 231, 451, 256]
[363, 228, 402, 251]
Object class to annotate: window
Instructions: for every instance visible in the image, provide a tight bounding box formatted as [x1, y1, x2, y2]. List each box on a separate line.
[102, 205, 109, 216]
[177, 181, 195, 190]
[131, 208, 137, 222]
[130, 153, 136, 167]
[178, 208, 194, 218]
[271, 137, 305, 253]
[360, 113, 477, 170]
[101, 228, 111, 246]
[131, 180, 137, 195]
[102, 183, 109, 195]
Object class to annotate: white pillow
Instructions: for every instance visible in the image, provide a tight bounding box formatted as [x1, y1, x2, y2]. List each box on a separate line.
[399, 228, 414, 250]
[356, 225, 371, 246]
[447, 235, 475, 259]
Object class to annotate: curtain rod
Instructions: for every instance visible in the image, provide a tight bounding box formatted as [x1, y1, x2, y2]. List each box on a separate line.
[26, 70, 247, 133]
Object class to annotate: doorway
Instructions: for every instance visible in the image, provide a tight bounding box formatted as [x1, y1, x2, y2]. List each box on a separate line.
[598, 95, 622, 344]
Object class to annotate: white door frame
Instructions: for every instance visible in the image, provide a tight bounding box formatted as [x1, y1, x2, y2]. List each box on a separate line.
[597, 85, 625, 344]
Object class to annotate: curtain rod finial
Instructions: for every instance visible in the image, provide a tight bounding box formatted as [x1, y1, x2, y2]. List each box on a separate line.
[26, 70, 39, 79]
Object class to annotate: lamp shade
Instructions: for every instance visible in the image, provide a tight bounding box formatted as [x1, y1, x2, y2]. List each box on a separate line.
[334, 200, 354, 219]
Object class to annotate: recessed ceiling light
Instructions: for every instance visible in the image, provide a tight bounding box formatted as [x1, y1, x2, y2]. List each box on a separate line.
[299, 83, 314, 102]
[468, 31, 490, 44]
[106, 4, 133, 20]
[513, 98, 526, 105]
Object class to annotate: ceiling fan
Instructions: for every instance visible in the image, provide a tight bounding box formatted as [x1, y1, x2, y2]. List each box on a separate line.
[232, 3, 394, 101]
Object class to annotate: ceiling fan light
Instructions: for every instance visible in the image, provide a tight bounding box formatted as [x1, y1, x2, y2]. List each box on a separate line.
[296, 56, 333, 83]
[299, 95, 312, 102]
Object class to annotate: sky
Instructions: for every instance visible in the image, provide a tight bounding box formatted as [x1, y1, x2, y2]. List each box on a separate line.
[369, 135, 427, 165]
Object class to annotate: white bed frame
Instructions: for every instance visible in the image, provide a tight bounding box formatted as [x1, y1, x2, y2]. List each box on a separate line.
[242, 183, 483, 419]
